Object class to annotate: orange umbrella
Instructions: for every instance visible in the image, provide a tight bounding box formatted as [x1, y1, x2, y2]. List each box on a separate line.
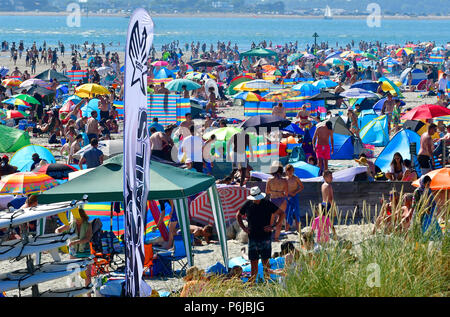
[262, 65, 277, 72]
[412, 168, 450, 190]
[1, 78, 22, 88]
[0, 172, 59, 195]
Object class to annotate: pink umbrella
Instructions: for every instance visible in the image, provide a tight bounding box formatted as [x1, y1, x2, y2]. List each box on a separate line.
[151, 61, 169, 67]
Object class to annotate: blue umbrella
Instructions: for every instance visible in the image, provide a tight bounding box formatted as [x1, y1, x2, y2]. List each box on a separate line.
[340, 88, 379, 99]
[282, 123, 305, 135]
[154, 67, 175, 79]
[56, 85, 69, 98]
[81, 98, 100, 120]
[313, 79, 338, 89]
[291, 83, 320, 97]
[325, 51, 342, 60]
[10, 144, 56, 172]
[350, 80, 379, 93]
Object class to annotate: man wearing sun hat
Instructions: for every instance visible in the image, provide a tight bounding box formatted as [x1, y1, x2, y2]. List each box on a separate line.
[236, 186, 284, 283]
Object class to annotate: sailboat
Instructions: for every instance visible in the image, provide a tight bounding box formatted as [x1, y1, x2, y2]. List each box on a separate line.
[324, 5, 332, 20]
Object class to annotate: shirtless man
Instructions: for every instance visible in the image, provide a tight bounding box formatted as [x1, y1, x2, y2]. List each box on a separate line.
[285, 164, 304, 232]
[86, 111, 100, 141]
[179, 112, 194, 139]
[321, 170, 334, 214]
[265, 161, 288, 241]
[149, 127, 167, 159]
[296, 105, 311, 130]
[312, 121, 334, 175]
[156, 82, 170, 94]
[381, 92, 396, 135]
[418, 123, 437, 175]
[272, 103, 286, 119]
[98, 95, 111, 121]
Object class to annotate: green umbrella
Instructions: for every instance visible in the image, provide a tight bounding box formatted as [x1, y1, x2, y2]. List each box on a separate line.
[12, 94, 40, 105]
[165, 79, 201, 92]
[362, 52, 379, 61]
[287, 53, 304, 64]
[203, 127, 242, 141]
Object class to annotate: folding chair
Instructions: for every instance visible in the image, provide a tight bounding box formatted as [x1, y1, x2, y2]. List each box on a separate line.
[155, 235, 189, 274]
[143, 243, 155, 278]
[89, 219, 113, 276]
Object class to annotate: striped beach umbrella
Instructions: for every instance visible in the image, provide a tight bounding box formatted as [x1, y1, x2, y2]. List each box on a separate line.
[2, 98, 31, 108]
[12, 94, 40, 105]
[1, 78, 22, 88]
[19, 79, 47, 89]
[6, 110, 29, 119]
[0, 172, 58, 195]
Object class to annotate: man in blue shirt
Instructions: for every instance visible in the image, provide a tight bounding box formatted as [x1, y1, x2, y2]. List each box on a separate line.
[78, 138, 104, 170]
[149, 117, 164, 133]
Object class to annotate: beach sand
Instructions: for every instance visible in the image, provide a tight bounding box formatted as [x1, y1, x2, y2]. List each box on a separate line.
[0, 50, 442, 297]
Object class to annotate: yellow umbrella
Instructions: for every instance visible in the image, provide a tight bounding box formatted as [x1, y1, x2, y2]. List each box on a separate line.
[75, 83, 110, 97]
[1, 78, 22, 88]
[233, 82, 269, 92]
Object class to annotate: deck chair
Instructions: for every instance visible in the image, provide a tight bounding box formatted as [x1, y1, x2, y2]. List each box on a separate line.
[143, 243, 155, 278]
[89, 218, 112, 276]
[155, 235, 189, 274]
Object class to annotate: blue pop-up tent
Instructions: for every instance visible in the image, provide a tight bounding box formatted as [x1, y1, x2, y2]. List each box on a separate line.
[330, 133, 357, 160]
[375, 129, 421, 173]
[359, 115, 389, 147]
[358, 109, 378, 130]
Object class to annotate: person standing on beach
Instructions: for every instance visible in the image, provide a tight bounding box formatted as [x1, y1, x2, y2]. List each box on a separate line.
[285, 164, 304, 232]
[321, 170, 334, 214]
[418, 123, 437, 175]
[312, 121, 334, 175]
[381, 92, 396, 135]
[236, 186, 284, 283]
[266, 161, 288, 242]
[78, 138, 104, 170]
[86, 111, 100, 141]
[227, 129, 254, 187]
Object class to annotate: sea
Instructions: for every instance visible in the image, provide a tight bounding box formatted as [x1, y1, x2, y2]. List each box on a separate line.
[0, 15, 449, 52]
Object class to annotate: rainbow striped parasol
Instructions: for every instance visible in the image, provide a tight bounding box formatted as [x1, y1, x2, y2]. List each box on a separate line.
[0, 172, 59, 195]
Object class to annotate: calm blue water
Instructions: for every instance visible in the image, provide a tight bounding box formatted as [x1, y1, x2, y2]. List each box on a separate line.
[1, 15, 449, 51]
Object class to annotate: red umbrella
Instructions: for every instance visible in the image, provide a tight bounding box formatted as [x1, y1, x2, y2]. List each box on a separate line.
[401, 104, 450, 121]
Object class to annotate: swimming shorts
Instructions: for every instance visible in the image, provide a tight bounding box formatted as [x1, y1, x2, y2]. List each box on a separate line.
[248, 239, 272, 261]
[316, 144, 331, 160]
[270, 197, 286, 209]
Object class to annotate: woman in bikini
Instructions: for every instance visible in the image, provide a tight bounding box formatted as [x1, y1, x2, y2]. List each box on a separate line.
[296, 105, 311, 130]
[385, 152, 406, 181]
[265, 161, 288, 242]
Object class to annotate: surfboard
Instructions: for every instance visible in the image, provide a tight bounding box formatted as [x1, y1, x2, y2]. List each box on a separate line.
[25, 285, 93, 297]
[0, 231, 76, 261]
[0, 200, 85, 230]
[148, 201, 169, 241]
[0, 258, 93, 293]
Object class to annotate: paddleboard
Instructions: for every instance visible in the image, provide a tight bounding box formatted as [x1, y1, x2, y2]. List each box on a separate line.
[25, 285, 92, 297]
[148, 201, 169, 241]
[0, 200, 86, 230]
[0, 231, 76, 261]
[0, 258, 93, 292]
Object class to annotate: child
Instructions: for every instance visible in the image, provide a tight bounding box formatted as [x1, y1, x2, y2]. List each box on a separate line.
[321, 170, 334, 213]
[372, 191, 400, 235]
[311, 205, 337, 244]
[399, 193, 414, 233]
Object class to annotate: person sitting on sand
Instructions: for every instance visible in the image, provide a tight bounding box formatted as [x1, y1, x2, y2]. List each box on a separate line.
[398, 193, 414, 233]
[401, 159, 418, 182]
[180, 266, 208, 297]
[385, 152, 406, 181]
[190, 224, 214, 246]
[372, 191, 400, 235]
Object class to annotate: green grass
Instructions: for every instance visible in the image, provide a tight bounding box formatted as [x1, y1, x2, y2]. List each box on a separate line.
[180, 194, 449, 297]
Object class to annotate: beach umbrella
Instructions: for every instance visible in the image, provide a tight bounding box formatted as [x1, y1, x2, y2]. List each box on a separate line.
[33, 163, 78, 180]
[233, 81, 268, 92]
[264, 89, 302, 102]
[253, 58, 270, 67]
[165, 79, 201, 92]
[239, 115, 291, 129]
[361, 52, 378, 60]
[313, 79, 337, 89]
[35, 69, 70, 82]
[402, 120, 428, 136]
[0, 66, 9, 77]
[350, 80, 379, 93]
[75, 83, 110, 98]
[401, 104, 450, 121]
[10, 144, 56, 172]
[11, 94, 40, 105]
[203, 127, 242, 141]
[2, 98, 31, 108]
[324, 58, 348, 67]
[282, 123, 305, 135]
[395, 48, 414, 57]
[412, 168, 450, 190]
[291, 83, 320, 97]
[73, 139, 123, 160]
[19, 79, 48, 89]
[192, 60, 221, 68]
[0, 172, 58, 195]
[302, 53, 316, 60]
[25, 85, 54, 97]
[190, 185, 249, 225]
[241, 79, 272, 91]
[308, 91, 342, 101]
[379, 77, 403, 97]
[2, 78, 22, 88]
[287, 53, 303, 64]
[6, 110, 29, 119]
[151, 60, 169, 67]
[432, 46, 445, 53]
[95, 66, 113, 76]
[340, 88, 379, 99]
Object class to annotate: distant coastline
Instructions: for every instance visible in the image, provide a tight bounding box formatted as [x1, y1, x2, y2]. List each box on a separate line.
[0, 11, 449, 20]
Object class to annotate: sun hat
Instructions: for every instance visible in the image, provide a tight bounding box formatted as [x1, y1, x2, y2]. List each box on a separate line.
[269, 160, 283, 174]
[354, 157, 368, 166]
[246, 186, 266, 201]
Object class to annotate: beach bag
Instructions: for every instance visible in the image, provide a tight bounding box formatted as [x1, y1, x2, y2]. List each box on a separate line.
[48, 133, 58, 144]
[100, 231, 122, 254]
[151, 257, 172, 276]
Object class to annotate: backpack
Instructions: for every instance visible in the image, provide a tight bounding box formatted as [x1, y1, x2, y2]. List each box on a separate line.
[90, 218, 104, 253]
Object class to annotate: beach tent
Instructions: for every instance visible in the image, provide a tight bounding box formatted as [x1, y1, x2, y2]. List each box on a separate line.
[0, 125, 31, 153]
[34, 69, 70, 82]
[375, 129, 421, 173]
[359, 115, 389, 147]
[318, 116, 352, 136]
[330, 133, 358, 160]
[358, 109, 378, 130]
[351, 97, 381, 111]
[81, 98, 100, 120]
[291, 161, 320, 178]
[10, 144, 56, 172]
[239, 48, 278, 64]
[400, 68, 427, 86]
[39, 155, 228, 268]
